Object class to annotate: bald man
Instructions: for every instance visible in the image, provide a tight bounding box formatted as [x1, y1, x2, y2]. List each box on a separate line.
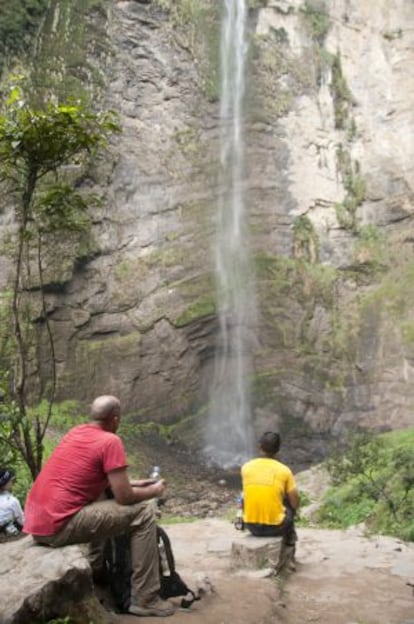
[24, 395, 174, 617]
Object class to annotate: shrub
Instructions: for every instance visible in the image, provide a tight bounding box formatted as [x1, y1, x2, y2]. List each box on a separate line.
[317, 429, 414, 541]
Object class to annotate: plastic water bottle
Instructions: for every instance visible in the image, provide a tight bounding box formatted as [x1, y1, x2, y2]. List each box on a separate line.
[150, 465, 161, 481]
[234, 492, 244, 531]
[150, 465, 161, 517]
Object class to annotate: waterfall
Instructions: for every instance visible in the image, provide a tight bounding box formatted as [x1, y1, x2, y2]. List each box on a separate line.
[205, 0, 256, 468]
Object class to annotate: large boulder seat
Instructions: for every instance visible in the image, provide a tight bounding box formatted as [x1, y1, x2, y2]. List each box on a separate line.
[0, 535, 111, 624]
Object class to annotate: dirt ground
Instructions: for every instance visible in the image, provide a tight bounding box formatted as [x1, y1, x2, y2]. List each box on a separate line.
[112, 518, 414, 624]
[106, 441, 414, 624]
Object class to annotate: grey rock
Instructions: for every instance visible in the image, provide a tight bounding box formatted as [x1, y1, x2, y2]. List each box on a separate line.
[231, 534, 294, 575]
[0, 536, 109, 624]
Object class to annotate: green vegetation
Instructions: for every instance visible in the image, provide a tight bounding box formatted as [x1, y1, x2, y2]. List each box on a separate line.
[318, 429, 414, 541]
[30, 0, 112, 103]
[330, 53, 354, 129]
[118, 417, 175, 445]
[292, 215, 319, 263]
[0, 1, 112, 104]
[167, 272, 216, 326]
[153, 0, 201, 23]
[352, 261, 414, 360]
[249, 30, 313, 121]
[174, 295, 216, 327]
[0, 79, 119, 479]
[247, 0, 269, 8]
[296, 490, 312, 527]
[401, 320, 414, 345]
[146, 245, 189, 270]
[252, 369, 284, 403]
[353, 225, 388, 273]
[255, 253, 295, 285]
[359, 261, 414, 320]
[300, 1, 331, 44]
[382, 29, 403, 41]
[298, 490, 312, 508]
[255, 252, 337, 310]
[153, 0, 221, 101]
[35, 399, 85, 433]
[298, 1, 332, 88]
[253, 244, 395, 393]
[0, 398, 86, 506]
[0, 0, 49, 72]
[299, 3, 355, 138]
[335, 145, 366, 231]
[346, 116, 357, 141]
[253, 251, 354, 385]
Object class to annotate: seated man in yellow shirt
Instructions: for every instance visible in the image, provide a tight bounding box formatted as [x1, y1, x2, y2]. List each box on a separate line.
[241, 431, 299, 544]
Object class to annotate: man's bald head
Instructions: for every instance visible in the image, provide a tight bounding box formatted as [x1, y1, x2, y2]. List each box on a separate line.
[90, 395, 121, 424]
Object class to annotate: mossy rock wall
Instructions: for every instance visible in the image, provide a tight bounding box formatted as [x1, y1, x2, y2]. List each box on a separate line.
[0, 0, 413, 453]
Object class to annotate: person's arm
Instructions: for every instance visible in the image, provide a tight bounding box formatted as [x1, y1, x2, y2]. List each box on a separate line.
[129, 478, 158, 488]
[10, 496, 25, 526]
[107, 467, 166, 505]
[285, 468, 300, 511]
[286, 487, 300, 511]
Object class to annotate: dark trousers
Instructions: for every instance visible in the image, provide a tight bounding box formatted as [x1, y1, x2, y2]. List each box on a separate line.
[245, 506, 297, 545]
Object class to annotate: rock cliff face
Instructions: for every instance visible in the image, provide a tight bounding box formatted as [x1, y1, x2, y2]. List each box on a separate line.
[1, 0, 413, 461]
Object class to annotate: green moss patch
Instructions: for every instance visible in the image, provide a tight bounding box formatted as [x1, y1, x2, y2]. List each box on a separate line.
[174, 294, 216, 326]
[85, 332, 141, 353]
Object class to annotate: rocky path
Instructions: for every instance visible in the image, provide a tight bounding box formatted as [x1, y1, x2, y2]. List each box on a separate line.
[279, 526, 414, 624]
[111, 442, 414, 623]
[114, 518, 414, 624]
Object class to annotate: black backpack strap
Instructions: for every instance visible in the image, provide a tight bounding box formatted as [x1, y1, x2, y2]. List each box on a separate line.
[157, 526, 176, 574]
[156, 526, 200, 608]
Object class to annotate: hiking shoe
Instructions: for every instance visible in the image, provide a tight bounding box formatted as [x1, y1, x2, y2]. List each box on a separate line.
[128, 597, 175, 617]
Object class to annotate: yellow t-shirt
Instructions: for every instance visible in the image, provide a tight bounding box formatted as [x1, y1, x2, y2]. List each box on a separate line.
[241, 457, 296, 526]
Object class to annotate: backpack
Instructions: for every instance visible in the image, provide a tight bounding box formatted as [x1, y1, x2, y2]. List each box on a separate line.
[157, 525, 199, 608]
[103, 525, 199, 614]
[103, 532, 132, 613]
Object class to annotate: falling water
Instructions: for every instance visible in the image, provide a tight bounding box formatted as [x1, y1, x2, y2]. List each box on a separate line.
[205, 0, 256, 467]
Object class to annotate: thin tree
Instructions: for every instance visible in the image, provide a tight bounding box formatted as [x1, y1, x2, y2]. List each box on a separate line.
[0, 81, 120, 479]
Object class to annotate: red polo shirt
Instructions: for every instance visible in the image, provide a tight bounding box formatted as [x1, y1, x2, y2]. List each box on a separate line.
[23, 423, 127, 536]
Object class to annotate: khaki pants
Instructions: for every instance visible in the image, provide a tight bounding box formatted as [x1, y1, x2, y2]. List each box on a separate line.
[34, 499, 159, 604]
